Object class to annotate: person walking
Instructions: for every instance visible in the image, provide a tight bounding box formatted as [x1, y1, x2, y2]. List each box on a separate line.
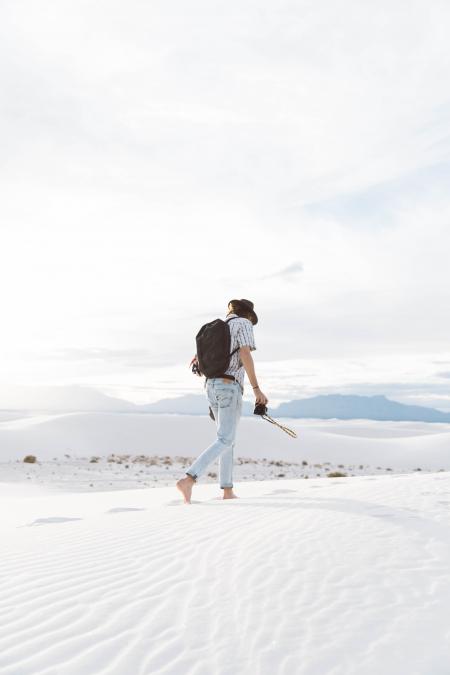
[176, 299, 269, 504]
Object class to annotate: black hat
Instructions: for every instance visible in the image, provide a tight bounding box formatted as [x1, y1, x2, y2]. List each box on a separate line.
[228, 298, 258, 325]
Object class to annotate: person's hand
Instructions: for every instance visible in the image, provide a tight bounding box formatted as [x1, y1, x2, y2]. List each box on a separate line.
[254, 387, 268, 406]
[189, 355, 202, 376]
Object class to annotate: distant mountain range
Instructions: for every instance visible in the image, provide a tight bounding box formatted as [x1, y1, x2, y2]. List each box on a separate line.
[2, 386, 450, 423]
[273, 394, 450, 423]
[141, 393, 450, 423]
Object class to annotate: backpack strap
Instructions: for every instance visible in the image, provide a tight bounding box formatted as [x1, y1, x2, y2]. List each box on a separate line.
[226, 316, 240, 357]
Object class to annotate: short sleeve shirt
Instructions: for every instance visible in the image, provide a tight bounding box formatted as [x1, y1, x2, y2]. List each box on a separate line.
[223, 313, 257, 391]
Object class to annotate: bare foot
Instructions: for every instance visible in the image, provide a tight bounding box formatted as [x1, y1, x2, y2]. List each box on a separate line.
[176, 475, 195, 504]
[223, 488, 238, 500]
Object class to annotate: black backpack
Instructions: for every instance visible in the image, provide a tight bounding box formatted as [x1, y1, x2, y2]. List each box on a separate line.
[195, 317, 240, 378]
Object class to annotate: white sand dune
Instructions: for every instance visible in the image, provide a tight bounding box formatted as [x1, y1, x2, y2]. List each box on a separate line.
[1, 413, 450, 471]
[1, 474, 450, 674]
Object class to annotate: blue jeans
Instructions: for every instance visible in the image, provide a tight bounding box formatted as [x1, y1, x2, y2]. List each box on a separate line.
[186, 378, 243, 488]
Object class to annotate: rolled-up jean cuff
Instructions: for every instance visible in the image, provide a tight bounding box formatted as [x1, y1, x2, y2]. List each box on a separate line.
[186, 472, 197, 481]
[221, 485, 233, 489]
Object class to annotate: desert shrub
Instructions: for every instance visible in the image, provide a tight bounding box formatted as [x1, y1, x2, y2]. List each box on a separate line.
[90, 457, 99, 463]
[302, 460, 308, 466]
[207, 472, 217, 479]
[23, 455, 37, 464]
[175, 456, 190, 464]
[277, 473, 285, 477]
[327, 471, 347, 478]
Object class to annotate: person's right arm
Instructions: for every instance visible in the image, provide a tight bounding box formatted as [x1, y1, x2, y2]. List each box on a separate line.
[239, 346, 269, 405]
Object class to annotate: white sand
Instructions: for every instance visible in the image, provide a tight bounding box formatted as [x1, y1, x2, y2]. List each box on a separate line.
[1, 413, 450, 471]
[2, 415, 449, 494]
[1, 473, 450, 674]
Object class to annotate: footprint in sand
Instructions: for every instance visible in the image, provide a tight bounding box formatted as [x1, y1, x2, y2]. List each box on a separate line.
[28, 517, 83, 526]
[262, 489, 298, 497]
[370, 512, 396, 519]
[271, 489, 297, 494]
[106, 507, 147, 513]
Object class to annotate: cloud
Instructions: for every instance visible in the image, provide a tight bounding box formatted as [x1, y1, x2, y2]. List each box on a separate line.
[262, 261, 304, 283]
[302, 161, 450, 229]
[45, 348, 174, 369]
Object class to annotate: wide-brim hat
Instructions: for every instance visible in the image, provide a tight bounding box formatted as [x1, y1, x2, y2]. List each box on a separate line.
[228, 298, 258, 325]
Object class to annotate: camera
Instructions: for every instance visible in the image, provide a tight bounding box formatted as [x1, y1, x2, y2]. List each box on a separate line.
[254, 402, 268, 416]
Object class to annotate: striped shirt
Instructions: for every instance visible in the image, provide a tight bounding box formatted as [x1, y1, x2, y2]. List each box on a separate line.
[223, 313, 257, 391]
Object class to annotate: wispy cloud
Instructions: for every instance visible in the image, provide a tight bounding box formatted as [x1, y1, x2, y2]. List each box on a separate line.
[262, 261, 304, 283]
[47, 348, 173, 369]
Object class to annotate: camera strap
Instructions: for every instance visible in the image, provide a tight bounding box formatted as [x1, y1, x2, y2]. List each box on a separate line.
[259, 413, 298, 438]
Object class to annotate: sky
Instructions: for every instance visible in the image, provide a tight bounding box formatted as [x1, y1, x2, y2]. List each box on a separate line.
[1, 0, 450, 410]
